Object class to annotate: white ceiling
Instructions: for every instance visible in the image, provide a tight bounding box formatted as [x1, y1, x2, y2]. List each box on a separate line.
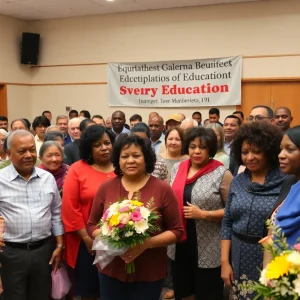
[0, 0, 266, 21]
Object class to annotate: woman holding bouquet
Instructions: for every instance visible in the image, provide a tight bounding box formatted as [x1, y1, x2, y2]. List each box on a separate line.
[221, 122, 285, 299]
[62, 125, 116, 300]
[169, 127, 233, 300]
[87, 135, 183, 300]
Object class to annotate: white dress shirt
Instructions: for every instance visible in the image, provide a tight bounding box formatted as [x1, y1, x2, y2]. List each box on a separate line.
[0, 164, 64, 242]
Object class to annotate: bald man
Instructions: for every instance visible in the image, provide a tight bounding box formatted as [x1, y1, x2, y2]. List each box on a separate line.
[274, 107, 293, 131]
[180, 118, 197, 130]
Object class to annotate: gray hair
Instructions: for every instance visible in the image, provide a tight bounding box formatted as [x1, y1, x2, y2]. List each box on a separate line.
[39, 141, 63, 158]
[6, 130, 34, 150]
[0, 129, 8, 138]
[46, 125, 60, 133]
[10, 119, 28, 130]
[56, 115, 68, 124]
[44, 131, 64, 142]
[68, 117, 82, 127]
[180, 118, 198, 129]
[205, 123, 225, 153]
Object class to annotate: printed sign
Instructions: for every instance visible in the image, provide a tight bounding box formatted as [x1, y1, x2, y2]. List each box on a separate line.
[107, 56, 242, 107]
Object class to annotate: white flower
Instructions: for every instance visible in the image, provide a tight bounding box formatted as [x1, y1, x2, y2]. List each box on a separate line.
[109, 203, 119, 213]
[101, 222, 110, 236]
[140, 207, 150, 219]
[294, 275, 300, 296]
[280, 285, 289, 296]
[259, 268, 269, 285]
[111, 229, 120, 241]
[125, 231, 134, 237]
[288, 252, 300, 266]
[134, 219, 149, 234]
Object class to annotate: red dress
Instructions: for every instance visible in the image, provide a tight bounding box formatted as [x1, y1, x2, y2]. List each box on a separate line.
[62, 160, 116, 268]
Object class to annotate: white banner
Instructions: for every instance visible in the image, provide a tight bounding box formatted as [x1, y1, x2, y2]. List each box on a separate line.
[107, 56, 242, 107]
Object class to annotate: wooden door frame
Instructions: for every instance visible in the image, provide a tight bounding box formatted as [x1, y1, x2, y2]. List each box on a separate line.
[0, 85, 8, 116]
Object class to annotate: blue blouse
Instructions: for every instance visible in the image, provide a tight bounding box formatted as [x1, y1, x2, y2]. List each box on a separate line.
[276, 180, 300, 246]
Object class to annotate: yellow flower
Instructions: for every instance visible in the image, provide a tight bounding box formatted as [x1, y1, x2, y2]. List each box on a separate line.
[131, 200, 143, 207]
[266, 254, 291, 280]
[109, 214, 120, 227]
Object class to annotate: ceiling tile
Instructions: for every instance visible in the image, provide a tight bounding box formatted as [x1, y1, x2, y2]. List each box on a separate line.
[0, 0, 271, 20]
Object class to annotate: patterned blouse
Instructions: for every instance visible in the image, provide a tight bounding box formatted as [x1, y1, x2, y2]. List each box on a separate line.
[168, 162, 232, 268]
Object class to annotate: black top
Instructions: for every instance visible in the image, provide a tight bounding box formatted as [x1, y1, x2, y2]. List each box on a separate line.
[175, 182, 198, 266]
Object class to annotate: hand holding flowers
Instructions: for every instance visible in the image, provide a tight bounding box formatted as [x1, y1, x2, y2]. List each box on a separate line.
[92, 195, 160, 274]
[120, 242, 149, 264]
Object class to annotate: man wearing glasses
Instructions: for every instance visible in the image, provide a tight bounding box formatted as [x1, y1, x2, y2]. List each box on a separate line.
[246, 105, 274, 122]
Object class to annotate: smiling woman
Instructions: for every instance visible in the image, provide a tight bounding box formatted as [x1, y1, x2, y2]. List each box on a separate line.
[169, 127, 232, 300]
[38, 141, 68, 195]
[221, 122, 286, 300]
[273, 126, 300, 246]
[62, 125, 116, 300]
[86, 135, 183, 300]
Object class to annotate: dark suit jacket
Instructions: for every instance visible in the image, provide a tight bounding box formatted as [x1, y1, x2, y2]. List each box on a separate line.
[64, 140, 80, 166]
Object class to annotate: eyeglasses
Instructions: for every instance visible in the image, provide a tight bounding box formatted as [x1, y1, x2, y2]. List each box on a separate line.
[246, 115, 270, 122]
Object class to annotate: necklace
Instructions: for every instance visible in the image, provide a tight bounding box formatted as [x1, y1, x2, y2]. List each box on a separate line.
[91, 164, 114, 176]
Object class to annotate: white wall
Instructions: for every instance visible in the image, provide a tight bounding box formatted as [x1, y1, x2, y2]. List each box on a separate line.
[4, 0, 300, 122]
[0, 14, 31, 121]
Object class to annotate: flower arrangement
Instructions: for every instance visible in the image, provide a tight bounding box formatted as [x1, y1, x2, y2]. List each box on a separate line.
[93, 194, 160, 273]
[252, 222, 300, 300]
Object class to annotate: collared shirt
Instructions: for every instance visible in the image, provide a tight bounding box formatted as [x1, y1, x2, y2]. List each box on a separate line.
[151, 133, 165, 156]
[34, 134, 43, 155]
[224, 139, 234, 155]
[0, 164, 64, 242]
[111, 127, 130, 139]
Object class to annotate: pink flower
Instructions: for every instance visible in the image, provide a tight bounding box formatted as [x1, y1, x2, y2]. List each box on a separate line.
[294, 244, 300, 251]
[119, 214, 130, 225]
[118, 223, 125, 229]
[120, 206, 130, 213]
[135, 207, 140, 212]
[102, 209, 110, 222]
[130, 211, 142, 222]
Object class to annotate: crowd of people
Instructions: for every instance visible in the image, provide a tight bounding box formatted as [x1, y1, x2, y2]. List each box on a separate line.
[0, 105, 297, 300]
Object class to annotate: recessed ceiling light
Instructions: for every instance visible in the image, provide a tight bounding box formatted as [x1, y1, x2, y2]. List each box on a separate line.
[106, 0, 114, 2]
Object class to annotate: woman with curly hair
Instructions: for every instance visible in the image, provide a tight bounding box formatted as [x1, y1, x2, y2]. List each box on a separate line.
[62, 125, 116, 300]
[87, 135, 183, 300]
[220, 122, 286, 299]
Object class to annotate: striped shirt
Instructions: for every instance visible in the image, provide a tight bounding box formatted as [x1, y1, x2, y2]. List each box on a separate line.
[0, 164, 64, 242]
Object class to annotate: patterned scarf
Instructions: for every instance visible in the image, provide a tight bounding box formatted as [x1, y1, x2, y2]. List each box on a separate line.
[39, 163, 69, 190]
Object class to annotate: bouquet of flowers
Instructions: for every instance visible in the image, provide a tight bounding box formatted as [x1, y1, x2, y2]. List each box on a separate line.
[252, 222, 300, 300]
[92, 195, 160, 274]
